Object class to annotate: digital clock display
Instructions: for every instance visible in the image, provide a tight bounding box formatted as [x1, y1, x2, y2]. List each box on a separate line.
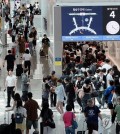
[61, 6, 120, 41]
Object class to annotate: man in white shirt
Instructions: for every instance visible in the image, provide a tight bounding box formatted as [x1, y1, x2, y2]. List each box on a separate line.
[35, 2, 39, 9]
[102, 59, 112, 72]
[106, 69, 114, 87]
[5, 70, 17, 107]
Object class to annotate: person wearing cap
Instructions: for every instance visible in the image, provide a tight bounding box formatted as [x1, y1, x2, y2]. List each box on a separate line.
[84, 99, 102, 134]
[42, 34, 50, 58]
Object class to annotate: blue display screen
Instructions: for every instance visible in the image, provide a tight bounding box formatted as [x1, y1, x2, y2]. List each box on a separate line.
[61, 6, 120, 41]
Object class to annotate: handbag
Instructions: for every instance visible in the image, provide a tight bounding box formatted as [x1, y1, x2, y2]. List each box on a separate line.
[71, 113, 78, 129]
[43, 109, 56, 129]
[46, 119, 55, 128]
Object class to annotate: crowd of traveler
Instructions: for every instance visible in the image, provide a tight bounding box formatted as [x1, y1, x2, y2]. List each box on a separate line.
[1, 1, 120, 134]
[3, 41, 120, 134]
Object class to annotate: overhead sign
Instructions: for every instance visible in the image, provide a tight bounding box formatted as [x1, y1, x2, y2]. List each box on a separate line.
[61, 6, 120, 41]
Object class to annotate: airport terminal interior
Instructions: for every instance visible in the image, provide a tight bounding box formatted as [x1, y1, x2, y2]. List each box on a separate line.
[0, 0, 120, 134]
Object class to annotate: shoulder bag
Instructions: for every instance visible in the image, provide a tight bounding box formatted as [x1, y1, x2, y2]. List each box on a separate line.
[43, 109, 56, 129]
[71, 112, 78, 129]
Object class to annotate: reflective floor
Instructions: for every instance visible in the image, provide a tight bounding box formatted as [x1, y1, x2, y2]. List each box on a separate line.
[0, 12, 117, 134]
[0, 33, 116, 134]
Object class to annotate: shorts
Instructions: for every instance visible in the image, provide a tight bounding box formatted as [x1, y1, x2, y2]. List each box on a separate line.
[7, 65, 14, 71]
[108, 103, 114, 109]
[87, 122, 98, 132]
[16, 119, 26, 131]
[26, 120, 38, 129]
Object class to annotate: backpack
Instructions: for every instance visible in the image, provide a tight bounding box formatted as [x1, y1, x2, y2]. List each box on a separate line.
[15, 113, 23, 124]
[15, 109, 24, 124]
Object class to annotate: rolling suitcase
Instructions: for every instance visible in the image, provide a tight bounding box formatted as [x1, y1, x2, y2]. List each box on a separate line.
[16, 64, 23, 76]
[0, 111, 11, 134]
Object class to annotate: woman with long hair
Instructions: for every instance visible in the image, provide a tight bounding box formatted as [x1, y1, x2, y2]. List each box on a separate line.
[15, 100, 27, 134]
[55, 79, 67, 114]
[40, 102, 54, 134]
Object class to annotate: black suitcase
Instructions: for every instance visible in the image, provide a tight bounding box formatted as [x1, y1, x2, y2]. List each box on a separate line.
[0, 124, 10, 134]
[40, 49, 45, 57]
[16, 64, 23, 76]
[0, 111, 15, 134]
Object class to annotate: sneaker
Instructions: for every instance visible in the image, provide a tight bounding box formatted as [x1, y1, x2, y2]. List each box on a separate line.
[6, 105, 11, 108]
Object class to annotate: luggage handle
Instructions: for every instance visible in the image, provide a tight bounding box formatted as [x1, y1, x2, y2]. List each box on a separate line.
[4, 111, 10, 124]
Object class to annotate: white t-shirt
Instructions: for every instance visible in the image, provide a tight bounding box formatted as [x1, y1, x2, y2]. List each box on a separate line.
[6, 75, 17, 87]
[106, 73, 113, 87]
[102, 63, 112, 71]
[28, 37, 33, 42]
[15, 107, 27, 117]
[23, 54, 31, 61]
[76, 50, 81, 57]
[35, 3, 39, 9]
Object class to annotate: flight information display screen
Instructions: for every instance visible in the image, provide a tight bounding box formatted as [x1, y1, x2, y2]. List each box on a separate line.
[61, 6, 120, 41]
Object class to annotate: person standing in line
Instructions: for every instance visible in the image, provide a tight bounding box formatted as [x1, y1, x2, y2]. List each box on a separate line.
[24, 92, 41, 134]
[55, 79, 67, 114]
[5, 70, 17, 107]
[42, 34, 50, 58]
[3, 50, 16, 71]
[22, 49, 31, 76]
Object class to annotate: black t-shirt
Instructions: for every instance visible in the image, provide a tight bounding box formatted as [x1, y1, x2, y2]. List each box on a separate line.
[40, 108, 53, 122]
[84, 106, 100, 123]
[5, 54, 15, 66]
[42, 38, 50, 44]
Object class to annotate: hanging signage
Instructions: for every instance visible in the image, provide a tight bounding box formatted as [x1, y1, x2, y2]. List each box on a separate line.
[61, 6, 120, 41]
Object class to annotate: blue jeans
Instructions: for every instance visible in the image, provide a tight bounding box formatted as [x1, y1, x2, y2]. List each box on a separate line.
[65, 127, 75, 134]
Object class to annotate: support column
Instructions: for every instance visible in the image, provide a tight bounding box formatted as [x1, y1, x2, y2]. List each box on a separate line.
[53, 6, 62, 77]
[1, 3, 7, 46]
